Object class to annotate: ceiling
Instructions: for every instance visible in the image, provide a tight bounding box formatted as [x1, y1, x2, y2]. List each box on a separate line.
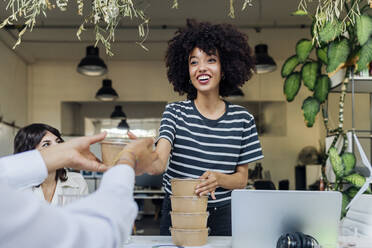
[0, 0, 314, 63]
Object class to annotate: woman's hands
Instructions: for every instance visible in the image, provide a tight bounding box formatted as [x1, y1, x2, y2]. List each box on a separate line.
[40, 132, 109, 173]
[195, 171, 220, 200]
[117, 137, 160, 175]
[127, 131, 170, 175]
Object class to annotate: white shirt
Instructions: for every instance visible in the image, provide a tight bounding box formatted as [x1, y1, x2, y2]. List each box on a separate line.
[0, 150, 138, 248]
[29, 171, 89, 205]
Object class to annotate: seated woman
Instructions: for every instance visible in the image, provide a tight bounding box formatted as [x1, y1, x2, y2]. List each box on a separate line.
[14, 123, 89, 205]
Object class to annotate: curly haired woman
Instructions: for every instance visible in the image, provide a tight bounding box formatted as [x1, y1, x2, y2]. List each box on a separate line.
[130, 20, 264, 236]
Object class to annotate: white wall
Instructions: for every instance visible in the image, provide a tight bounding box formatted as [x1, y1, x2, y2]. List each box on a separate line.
[0, 41, 28, 126]
[27, 28, 371, 189]
[0, 41, 28, 156]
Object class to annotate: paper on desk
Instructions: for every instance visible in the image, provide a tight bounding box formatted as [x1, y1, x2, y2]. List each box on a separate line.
[123, 243, 214, 248]
[346, 134, 372, 209]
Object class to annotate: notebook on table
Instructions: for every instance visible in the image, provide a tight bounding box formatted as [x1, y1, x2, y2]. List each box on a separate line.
[231, 190, 342, 248]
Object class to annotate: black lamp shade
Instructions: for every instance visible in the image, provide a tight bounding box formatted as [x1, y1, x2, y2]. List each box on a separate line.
[117, 119, 130, 129]
[96, 79, 118, 101]
[111, 105, 127, 119]
[77, 46, 108, 76]
[255, 44, 277, 74]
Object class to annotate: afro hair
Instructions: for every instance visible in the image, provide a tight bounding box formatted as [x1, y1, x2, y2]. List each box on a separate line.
[165, 19, 255, 100]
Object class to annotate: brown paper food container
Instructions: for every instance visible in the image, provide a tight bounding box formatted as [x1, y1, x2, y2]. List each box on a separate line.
[170, 228, 208, 246]
[171, 178, 203, 196]
[170, 196, 208, 212]
[170, 211, 209, 229]
[100, 138, 130, 166]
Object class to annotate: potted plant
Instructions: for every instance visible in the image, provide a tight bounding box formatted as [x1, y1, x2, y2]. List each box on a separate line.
[282, 0, 372, 217]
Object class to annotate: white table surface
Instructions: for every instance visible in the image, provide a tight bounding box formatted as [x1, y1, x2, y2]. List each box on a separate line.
[122, 236, 231, 248]
[122, 235, 372, 248]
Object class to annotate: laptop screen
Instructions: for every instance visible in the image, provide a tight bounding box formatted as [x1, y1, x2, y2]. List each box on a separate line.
[231, 190, 341, 248]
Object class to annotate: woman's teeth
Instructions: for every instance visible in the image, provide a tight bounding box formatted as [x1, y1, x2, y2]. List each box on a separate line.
[198, 75, 210, 82]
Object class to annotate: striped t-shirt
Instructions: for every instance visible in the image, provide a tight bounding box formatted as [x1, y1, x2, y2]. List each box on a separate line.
[158, 100, 263, 207]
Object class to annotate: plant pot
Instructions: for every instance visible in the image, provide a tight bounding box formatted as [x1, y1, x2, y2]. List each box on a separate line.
[171, 178, 203, 196]
[170, 196, 208, 212]
[330, 68, 347, 88]
[341, 194, 372, 238]
[170, 228, 208, 246]
[170, 211, 209, 229]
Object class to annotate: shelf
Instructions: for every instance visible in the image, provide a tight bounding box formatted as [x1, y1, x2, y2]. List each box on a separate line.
[330, 78, 372, 93]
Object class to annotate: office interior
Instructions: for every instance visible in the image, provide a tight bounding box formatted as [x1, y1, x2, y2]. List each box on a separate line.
[0, 0, 371, 239]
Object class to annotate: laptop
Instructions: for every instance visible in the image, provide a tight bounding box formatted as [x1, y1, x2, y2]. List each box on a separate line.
[231, 190, 342, 248]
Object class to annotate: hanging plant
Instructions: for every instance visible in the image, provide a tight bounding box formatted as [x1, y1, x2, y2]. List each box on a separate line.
[286, 0, 372, 218]
[283, 0, 372, 129]
[0, 0, 253, 55]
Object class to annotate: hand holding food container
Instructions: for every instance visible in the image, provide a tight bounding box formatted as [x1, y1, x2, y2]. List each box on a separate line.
[100, 137, 159, 175]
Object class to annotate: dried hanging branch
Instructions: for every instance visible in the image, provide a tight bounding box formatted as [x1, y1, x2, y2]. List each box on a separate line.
[0, 0, 254, 55]
[296, 0, 369, 45]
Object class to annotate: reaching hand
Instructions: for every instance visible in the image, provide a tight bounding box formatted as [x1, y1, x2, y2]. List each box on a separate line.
[40, 132, 109, 173]
[127, 131, 138, 140]
[117, 137, 160, 176]
[195, 171, 220, 200]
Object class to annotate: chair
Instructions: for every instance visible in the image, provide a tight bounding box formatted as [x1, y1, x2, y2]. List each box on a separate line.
[253, 180, 276, 190]
[278, 180, 289, 190]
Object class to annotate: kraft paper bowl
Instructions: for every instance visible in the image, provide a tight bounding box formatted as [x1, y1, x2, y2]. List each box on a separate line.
[170, 228, 208, 246]
[170, 211, 209, 229]
[100, 138, 130, 166]
[170, 196, 208, 212]
[171, 178, 203, 196]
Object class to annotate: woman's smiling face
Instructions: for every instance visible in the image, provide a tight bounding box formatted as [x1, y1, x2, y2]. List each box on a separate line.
[188, 47, 222, 95]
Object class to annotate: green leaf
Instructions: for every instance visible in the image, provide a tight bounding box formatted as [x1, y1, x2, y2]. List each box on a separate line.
[310, 20, 316, 39]
[342, 152, 356, 176]
[356, 38, 372, 73]
[281, 55, 300, 78]
[296, 39, 313, 63]
[283, 72, 301, 102]
[314, 75, 330, 103]
[356, 14, 372, 46]
[329, 147, 344, 178]
[341, 193, 350, 218]
[345, 186, 372, 197]
[345, 187, 359, 199]
[301, 62, 319, 91]
[316, 46, 328, 64]
[327, 38, 350, 74]
[301, 97, 320, 127]
[344, 174, 366, 188]
[292, 10, 308, 16]
[318, 20, 343, 43]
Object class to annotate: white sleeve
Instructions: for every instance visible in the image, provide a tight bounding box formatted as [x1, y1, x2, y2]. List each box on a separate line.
[0, 150, 48, 189]
[0, 164, 137, 248]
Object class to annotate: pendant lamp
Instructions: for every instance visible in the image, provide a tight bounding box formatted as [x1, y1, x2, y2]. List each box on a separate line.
[77, 46, 108, 76]
[96, 79, 118, 101]
[110, 105, 127, 119]
[117, 119, 130, 129]
[254, 44, 277, 74]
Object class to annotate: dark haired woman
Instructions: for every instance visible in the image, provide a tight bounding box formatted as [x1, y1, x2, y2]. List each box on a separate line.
[129, 20, 264, 236]
[14, 123, 88, 205]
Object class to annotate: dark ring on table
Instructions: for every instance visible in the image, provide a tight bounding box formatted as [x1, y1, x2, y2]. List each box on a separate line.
[152, 245, 184, 248]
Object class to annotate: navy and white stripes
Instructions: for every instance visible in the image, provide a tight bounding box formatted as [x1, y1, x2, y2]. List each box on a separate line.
[158, 100, 263, 207]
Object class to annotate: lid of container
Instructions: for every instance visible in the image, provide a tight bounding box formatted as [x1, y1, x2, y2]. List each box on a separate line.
[170, 211, 209, 216]
[100, 138, 130, 145]
[170, 227, 209, 232]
